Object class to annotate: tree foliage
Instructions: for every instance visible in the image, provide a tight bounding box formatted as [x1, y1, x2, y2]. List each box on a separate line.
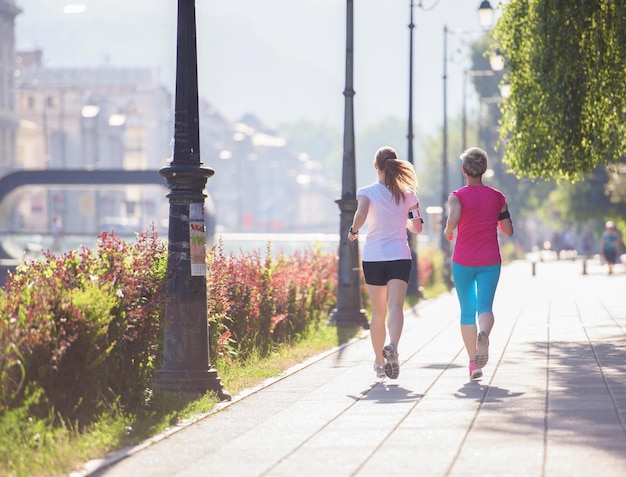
[494, 0, 626, 180]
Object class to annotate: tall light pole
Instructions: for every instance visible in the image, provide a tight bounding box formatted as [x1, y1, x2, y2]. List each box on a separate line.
[155, 0, 229, 400]
[329, 0, 368, 328]
[463, 59, 504, 152]
[441, 25, 453, 288]
[463, 69, 497, 152]
[406, 0, 421, 297]
[407, 0, 415, 166]
[441, 2, 495, 289]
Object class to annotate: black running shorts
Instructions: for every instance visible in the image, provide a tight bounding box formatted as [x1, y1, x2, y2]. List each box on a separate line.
[362, 259, 412, 286]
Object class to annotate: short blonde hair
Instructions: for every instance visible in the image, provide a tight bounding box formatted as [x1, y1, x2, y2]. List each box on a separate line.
[460, 147, 488, 178]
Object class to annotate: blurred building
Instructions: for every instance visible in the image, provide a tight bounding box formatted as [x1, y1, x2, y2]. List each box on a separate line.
[13, 50, 173, 235]
[0, 0, 20, 173]
[11, 50, 338, 244]
[1, 1, 341, 263]
[204, 112, 339, 235]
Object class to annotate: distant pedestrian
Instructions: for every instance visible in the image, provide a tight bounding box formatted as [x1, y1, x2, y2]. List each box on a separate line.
[581, 228, 594, 259]
[348, 146, 423, 381]
[51, 215, 63, 252]
[600, 221, 621, 275]
[443, 147, 514, 380]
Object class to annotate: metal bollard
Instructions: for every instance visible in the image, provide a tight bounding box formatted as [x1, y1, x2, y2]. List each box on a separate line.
[582, 259, 587, 275]
[531, 262, 536, 276]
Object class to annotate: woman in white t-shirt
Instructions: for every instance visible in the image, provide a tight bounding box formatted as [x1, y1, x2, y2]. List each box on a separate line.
[348, 146, 423, 381]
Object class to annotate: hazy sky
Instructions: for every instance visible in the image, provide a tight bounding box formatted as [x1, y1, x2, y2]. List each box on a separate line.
[15, 1, 505, 140]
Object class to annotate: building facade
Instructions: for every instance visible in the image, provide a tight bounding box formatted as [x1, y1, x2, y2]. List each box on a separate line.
[14, 51, 173, 236]
[0, 0, 20, 174]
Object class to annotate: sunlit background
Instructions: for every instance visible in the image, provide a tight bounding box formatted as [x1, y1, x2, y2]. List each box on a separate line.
[5, 0, 593, 271]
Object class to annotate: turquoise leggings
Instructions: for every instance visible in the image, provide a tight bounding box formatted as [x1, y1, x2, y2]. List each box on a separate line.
[451, 262, 501, 325]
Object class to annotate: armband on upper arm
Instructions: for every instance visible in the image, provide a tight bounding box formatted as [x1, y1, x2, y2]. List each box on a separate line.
[408, 207, 424, 223]
[498, 210, 511, 221]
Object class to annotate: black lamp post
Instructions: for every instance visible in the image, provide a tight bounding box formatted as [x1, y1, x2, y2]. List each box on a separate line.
[406, 0, 421, 298]
[463, 55, 503, 156]
[440, 2, 495, 289]
[440, 24, 453, 288]
[155, 0, 229, 400]
[407, 0, 415, 167]
[329, 0, 368, 328]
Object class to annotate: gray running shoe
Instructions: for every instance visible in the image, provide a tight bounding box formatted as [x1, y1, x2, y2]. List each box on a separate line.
[383, 343, 400, 379]
[475, 331, 489, 368]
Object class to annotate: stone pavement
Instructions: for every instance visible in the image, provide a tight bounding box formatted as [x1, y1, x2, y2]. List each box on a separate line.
[78, 258, 626, 477]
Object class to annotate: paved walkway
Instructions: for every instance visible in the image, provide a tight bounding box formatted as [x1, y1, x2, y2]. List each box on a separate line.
[78, 258, 626, 477]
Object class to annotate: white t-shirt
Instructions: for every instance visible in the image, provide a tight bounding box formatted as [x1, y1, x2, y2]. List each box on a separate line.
[357, 183, 418, 262]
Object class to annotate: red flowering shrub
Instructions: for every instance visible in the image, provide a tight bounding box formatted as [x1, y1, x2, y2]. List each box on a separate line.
[417, 245, 444, 288]
[206, 240, 338, 364]
[418, 249, 434, 287]
[0, 230, 338, 424]
[0, 226, 166, 423]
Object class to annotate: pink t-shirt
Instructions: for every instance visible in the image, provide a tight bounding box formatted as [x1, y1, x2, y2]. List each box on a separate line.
[451, 185, 506, 267]
[357, 183, 418, 262]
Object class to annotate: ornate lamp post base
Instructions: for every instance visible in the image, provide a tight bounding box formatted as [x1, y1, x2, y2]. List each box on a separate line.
[155, 369, 230, 401]
[329, 199, 369, 329]
[328, 308, 369, 329]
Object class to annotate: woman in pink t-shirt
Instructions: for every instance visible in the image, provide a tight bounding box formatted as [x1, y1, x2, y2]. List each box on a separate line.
[443, 147, 514, 380]
[348, 146, 423, 381]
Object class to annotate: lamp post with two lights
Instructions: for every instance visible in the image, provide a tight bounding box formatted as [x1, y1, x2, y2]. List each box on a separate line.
[462, 51, 504, 153]
[440, 1, 495, 288]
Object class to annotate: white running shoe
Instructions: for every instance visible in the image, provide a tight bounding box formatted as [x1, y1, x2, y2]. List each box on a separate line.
[373, 362, 386, 380]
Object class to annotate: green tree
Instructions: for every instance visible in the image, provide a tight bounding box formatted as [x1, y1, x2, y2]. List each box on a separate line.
[467, 35, 554, 225]
[494, 0, 626, 180]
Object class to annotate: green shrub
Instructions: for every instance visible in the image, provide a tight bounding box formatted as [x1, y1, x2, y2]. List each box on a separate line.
[0, 226, 167, 424]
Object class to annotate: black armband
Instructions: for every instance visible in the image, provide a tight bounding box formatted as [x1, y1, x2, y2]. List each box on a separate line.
[498, 210, 511, 220]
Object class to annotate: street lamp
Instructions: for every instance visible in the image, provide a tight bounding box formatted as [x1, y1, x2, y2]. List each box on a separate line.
[329, 0, 368, 328]
[489, 48, 505, 72]
[80, 104, 100, 169]
[155, 0, 229, 400]
[440, 2, 497, 288]
[462, 69, 498, 189]
[405, 0, 421, 298]
[80, 103, 102, 232]
[477, 1, 495, 30]
[441, 25, 452, 289]
[463, 60, 504, 154]
[407, 0, 415, 166]
[462, 69, 495, 153]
